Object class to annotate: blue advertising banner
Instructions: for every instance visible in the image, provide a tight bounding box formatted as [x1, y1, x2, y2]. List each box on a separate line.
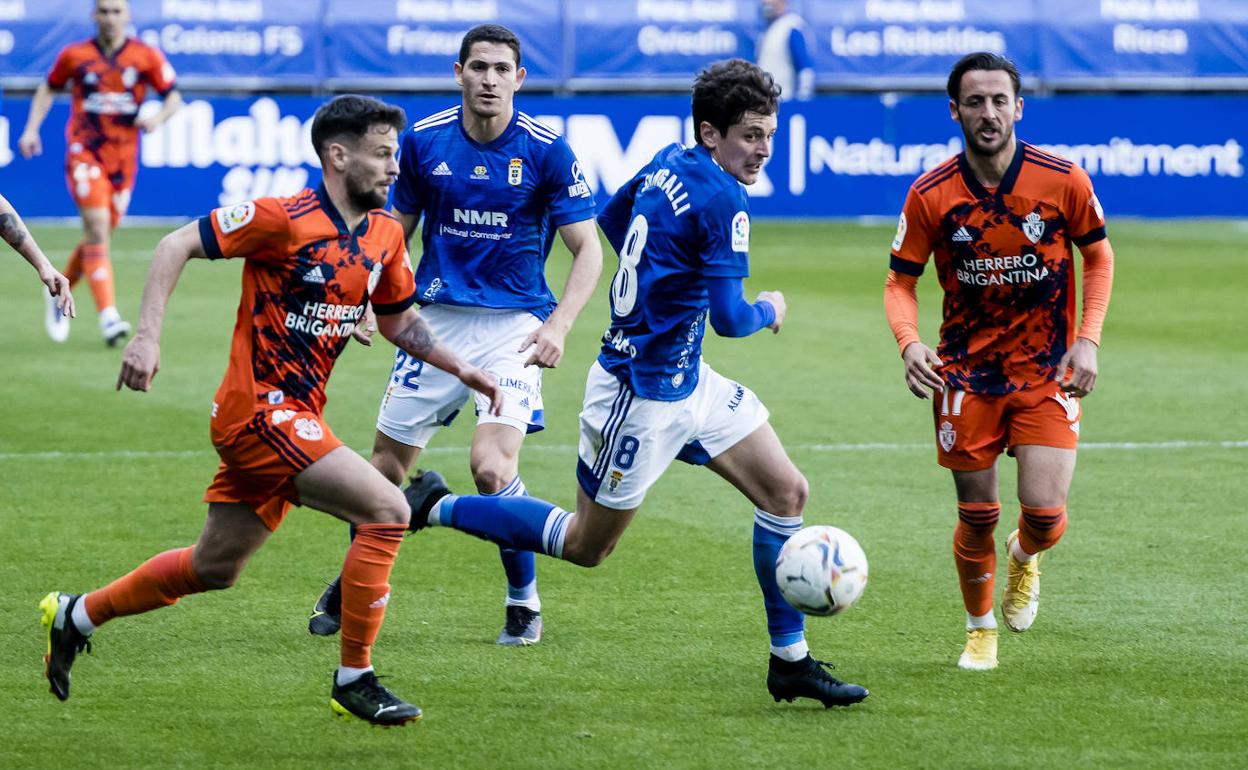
[324, 0, 563, 85]
[1, 94, 1244, 219]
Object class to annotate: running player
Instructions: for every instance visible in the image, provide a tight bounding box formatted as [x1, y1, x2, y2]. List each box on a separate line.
[396, 59, 868, 707]
[18, 0, 182, 345]
[307, 24, 602, 647]
[38, 95, 502, 726]
[2, 193, 75, 321]
[883, 52, 1115, 670]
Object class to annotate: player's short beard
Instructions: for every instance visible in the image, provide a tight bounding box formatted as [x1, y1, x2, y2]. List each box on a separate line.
[960, 118, 1011, 159]
[345, 168, 387, 212]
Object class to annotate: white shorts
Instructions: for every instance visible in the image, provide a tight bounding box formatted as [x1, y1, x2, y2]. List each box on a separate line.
[376, 305, 544, 448]
[577, 359, 770, 509]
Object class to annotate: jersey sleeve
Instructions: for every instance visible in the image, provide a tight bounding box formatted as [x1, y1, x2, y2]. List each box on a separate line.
[698, 187, 752, 279]
[888, 185, 938, 276]
[390, 130, 425, 217]
[371, 227, 418, 315]
[540, 136, 597, 228]
[1065, 165, 1107, 248]
[46, 47, 75, 90]
[143, 46, 177, 96]
[598, 165, 649, 254]
[197, 199, 291, 265]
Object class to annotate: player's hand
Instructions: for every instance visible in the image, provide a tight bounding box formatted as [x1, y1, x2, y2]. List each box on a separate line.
[18, 132, 42, 159]
[459, 366, 503, 416]
[519, 318, 569, 368]
[117, 334, 160, 392]
[39, 266, 76, 319]
[1055, 337, 1098, 398]
[757, 290, 786, 333]
[902, 341, 944, 399]
[351, 305, 376, 346]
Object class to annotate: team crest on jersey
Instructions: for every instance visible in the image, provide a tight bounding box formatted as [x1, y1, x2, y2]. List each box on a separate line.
[217, 201, 255, 234]
[1022, 211, 1046, 244]
[938, 420, 956, 451]
[608, 470, 624, 492]
[294, 417, 323, 441]
[471, 165, 489, 180]
[122, 66, 138, 89]
[892, 212, 907, 250]
[731, 211, 750, 253]
[508, 158, 523, 186]
[367, 262, 383, 294]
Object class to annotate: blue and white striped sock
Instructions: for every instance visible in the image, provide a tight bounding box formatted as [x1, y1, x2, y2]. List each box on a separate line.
[492, 476, 540, 611]
[752, 508, 808, 661]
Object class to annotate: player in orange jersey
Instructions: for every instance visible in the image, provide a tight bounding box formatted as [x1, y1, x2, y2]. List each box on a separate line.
[884, 53, 1114, 671]
[18, 0, 182, 346]
[38, 95, 502, 726]
[2, 193, 76, 320]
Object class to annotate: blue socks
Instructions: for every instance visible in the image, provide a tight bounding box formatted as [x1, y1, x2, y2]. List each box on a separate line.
[432, 493, 572, 559]
[490, 476, 540, 610]
[752, 508, 807, 658]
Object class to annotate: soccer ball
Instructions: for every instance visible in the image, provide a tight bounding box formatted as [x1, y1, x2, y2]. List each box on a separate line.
[775, 526, 868, 616]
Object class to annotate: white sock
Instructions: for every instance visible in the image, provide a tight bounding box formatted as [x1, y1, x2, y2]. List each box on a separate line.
[505, 593, 541, 612]
[98, 306, 120, 327]
[1010, 538, 1037, 563]
[966, 610, 997, 630]
[335, 665, 373, 686]
[770, 640, 810, 662]
[427, 494, 456, 527]
[71, 596, 96, 635]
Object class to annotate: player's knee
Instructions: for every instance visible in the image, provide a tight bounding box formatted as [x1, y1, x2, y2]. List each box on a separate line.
[562, 536, 614, 568]
[767, 471, 809, 518]
[364, 485, 411, 527]
[191, 559, 243, 591]
[469, 458, 513, 494]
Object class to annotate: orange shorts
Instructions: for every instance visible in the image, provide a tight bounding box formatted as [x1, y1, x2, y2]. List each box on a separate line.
[204, 408, 343, 531]
[65, 148, 135, 214]
[932, 380, 1081, 472]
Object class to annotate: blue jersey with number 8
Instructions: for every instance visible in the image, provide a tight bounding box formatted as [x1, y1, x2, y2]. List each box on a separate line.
[596, 143, 752, 401]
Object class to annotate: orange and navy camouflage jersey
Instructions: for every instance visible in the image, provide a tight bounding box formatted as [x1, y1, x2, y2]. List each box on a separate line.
[46, 38, 176, 166]
[199, 186, 416, 426]
[889, 141, 1107, 394]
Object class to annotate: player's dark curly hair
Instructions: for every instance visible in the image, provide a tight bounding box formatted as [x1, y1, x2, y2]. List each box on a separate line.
[947, 52, 1022, 101]
[691, 59, 780, 145]
[310, 95, 406, 159]
[459, 24, 522, 67]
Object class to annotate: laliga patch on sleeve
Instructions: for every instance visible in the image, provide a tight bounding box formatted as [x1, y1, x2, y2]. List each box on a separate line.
[731, 211, 750, 253]
[161, 61, 177, 84]
[891, 212, 907, 251]
[217, 201, 255, 234]
[1090, 194, 1104, 222]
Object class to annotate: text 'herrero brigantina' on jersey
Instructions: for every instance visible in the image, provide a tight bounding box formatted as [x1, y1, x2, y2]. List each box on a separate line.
[956, 253, 1050, 286]
[284, 302, 365, 336]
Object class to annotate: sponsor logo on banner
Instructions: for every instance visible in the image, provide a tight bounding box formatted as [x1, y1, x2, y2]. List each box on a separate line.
[508, 157, 523, 186]
[1022, 211, 1045, 243]
[731, 211, 749, 253]
[294, 417, 323, 441]
[938, 420, 956, 452]
[217, 201, 255, 233]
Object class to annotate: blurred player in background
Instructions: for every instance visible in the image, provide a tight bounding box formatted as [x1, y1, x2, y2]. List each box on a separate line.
[756, 0, 816, 101]
[394, 59, 868, 708]
[884, 52, 1115, 670]
[308, 24, 602, 647]
[39, 95, 501, 726]
[18, 0, 181, 346]
[2, 193, 76, 318]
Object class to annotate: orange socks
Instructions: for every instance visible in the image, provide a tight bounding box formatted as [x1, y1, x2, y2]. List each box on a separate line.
[84, 546, 206, 627]
[1018, 504, 1068, 555]
[80, 242, 116, 312]
[953, 502, 1001, 616]
[339, 523, 406, 669]
[63, 244, 84, 288]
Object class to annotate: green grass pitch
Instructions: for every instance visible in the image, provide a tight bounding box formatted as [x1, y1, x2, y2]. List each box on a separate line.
[2, 219, 1244, 768]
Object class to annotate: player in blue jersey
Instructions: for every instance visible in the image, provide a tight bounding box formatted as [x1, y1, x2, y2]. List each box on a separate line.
[307, 25, 603, 646]
[400, 59, 868, 707]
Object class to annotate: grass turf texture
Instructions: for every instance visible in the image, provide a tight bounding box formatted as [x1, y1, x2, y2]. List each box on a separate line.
[2, 220, 1244, 769]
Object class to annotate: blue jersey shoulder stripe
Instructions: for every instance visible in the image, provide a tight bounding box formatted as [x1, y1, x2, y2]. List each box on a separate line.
[411, 106, 459, 132]
[517, 112, 558, 138]
[516, 116, 556, 144]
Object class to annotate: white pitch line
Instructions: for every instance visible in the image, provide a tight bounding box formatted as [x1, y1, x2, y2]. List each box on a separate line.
[1, 440, 1244, 462]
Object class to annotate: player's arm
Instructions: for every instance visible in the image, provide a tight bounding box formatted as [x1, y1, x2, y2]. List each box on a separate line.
[18, 83, 55, 159]
[0, 193, 74, 317]
[789, 27, 816, 101]
[376, 308, 503, 415]
[116, 222, 208, 392]
[520, 218, 604, 368]
[1055, 238, 1115, 398]
[885, 270, 942, 399]
[136, 88, 183, 133]
[707, 277, 782, 336]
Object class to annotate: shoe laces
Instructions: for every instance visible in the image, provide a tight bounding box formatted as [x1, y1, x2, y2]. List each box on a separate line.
[1008, 559, 1041, 609]
[805, 658, 848, 686]
[354, 674, 404, 706]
